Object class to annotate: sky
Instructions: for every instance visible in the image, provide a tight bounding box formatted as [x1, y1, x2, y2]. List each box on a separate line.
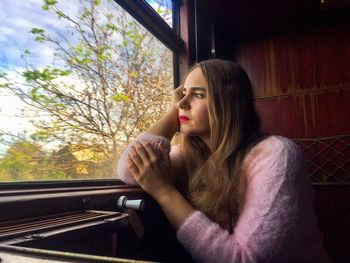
[0, 0, 80, 70]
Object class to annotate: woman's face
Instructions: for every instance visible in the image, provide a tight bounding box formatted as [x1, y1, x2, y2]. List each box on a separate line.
[177, 67, 210, 143]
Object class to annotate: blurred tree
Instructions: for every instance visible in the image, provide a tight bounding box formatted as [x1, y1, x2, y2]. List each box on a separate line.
[0, 0, 173, 180]
[0, 136, 68, 181]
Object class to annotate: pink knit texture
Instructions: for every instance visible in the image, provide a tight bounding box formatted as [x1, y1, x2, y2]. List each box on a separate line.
[117, 134, 331, 263]
[116, 132, 170, 185]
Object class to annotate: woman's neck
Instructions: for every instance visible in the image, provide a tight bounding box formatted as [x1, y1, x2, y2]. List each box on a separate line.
[199, 135, 211, 150]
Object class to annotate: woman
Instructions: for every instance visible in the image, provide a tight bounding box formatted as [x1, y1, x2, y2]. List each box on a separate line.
[117, 59, 330, 262]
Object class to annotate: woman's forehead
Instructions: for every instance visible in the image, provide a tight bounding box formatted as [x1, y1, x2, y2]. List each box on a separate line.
[184, 67, 207, 88]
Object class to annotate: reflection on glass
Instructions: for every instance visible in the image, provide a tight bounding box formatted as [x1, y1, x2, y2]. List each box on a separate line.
[145, 0, 173, 27]
[0, 0, 173, 181]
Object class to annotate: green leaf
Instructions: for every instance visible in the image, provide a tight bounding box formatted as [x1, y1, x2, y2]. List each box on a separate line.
[112, 93, 129, 102]
[35, 36, 46, 43]
[44, 0, 57, 6]
[54, 103, 66, 109]
[69, 56, 92, 66]
[41, 68, 54, 80]
[29, 87, 40, 101]
[97, 52, 109, 61]
[28, 87, 52, 106]
[94, 0, 101, 6]
[30, 28, 45, 34]
[22, 70, 41, 82]
[22, 68, 68, 82]
[106, 13, 114, 19]
[80, 8, 90, 19]
[42, 0, 57, 11]
[106, 23, 118, 31]
[82, 58, 93, 65]
[30, 130, 49, 141]
[72, 43, 84, 54]
[0, 83, 12, 88]
[0, 71, 7, 78]
[130, 71, 137, 78]
[56, 11, 65, 18]
[60, 70, 71, 76]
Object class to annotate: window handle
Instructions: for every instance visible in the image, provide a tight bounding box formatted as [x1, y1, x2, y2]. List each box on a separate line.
[117, 196, 145, 211]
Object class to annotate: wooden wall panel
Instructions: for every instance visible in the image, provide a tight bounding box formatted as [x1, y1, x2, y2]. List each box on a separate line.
[234, 21, 350, 139]
[255, 90, 350, 138]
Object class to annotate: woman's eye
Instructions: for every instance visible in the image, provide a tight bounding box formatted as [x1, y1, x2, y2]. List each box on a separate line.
[194, 93, 205, 98]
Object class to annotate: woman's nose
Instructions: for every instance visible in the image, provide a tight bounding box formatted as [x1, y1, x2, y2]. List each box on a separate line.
[177, 96, 190, 110]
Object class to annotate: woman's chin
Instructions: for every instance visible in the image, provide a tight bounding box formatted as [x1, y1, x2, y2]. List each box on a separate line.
[180, 129, 199, 138]
[179, 126, 191, 135]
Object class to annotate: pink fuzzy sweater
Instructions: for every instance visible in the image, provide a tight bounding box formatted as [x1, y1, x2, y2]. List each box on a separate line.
[117, 133, 331, 263]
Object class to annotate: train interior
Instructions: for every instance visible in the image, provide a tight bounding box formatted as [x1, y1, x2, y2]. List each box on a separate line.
[0, 0, 349, 262]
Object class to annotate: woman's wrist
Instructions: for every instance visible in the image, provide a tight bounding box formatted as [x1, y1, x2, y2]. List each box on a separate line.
[167, 105, 179, 120]
[154, 186, 195, 230]
[153, 185, 177, 206]
[168, 106, 180, 131]
[147, 105, 179, 139]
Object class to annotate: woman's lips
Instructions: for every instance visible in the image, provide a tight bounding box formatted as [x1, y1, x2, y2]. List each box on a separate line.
[179, 115, 190, 123]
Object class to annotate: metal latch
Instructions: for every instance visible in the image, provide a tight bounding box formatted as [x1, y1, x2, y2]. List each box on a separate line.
[117, 196, 145, 211]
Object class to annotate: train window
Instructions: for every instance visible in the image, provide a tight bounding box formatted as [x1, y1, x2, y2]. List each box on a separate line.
[0, 0, 177, 182]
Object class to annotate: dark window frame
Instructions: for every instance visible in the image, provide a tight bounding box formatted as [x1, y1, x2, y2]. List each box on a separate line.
[115, 0, 183, 86]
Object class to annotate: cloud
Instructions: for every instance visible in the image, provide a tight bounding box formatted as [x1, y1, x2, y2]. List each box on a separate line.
[0, 95, 34, 134]
[0, 34, 8, 43]
[0, 26, 15, 36]
[0, 70, 35, 137]
[0, 0, 83, 70]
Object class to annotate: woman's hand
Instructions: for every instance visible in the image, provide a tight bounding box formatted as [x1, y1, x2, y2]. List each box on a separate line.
[168, 85, 184, 133]
[127, 140, 195, 231]
[127, 141, 174, 201]
[172, 85, 184, 106]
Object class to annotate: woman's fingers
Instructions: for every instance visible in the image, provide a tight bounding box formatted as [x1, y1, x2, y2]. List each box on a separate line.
[127, 155, 139, 174]
[129, 146, 143, 167]
[134, 142, 152, 165]
[127, 141, 172, 198]
[139, 141, 158, 164]
[128, 141, 165, 182]
[128, 141, 157, 171]
[173, 85, 184, 104]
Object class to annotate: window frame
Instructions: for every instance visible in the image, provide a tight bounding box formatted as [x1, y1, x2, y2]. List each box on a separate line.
[115, 0, 183, 86]
[115, 0, 183, 52]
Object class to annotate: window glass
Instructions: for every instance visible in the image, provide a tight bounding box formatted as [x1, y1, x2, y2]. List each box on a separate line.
[0, 0, 173, 181]
[144, 0, 173, 27]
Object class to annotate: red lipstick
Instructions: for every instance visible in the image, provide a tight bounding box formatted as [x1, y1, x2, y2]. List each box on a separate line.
[179, 115, 190, 123]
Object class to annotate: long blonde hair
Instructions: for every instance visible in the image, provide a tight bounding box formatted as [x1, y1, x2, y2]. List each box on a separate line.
[181, 59, 262, 233]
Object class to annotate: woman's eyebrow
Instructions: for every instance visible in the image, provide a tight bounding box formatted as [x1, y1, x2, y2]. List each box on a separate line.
[183, 86, 207, 91]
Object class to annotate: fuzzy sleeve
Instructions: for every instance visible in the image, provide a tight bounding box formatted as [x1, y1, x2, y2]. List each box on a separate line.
[116, 132, 172, 185]
[176, 136, 329, 263]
